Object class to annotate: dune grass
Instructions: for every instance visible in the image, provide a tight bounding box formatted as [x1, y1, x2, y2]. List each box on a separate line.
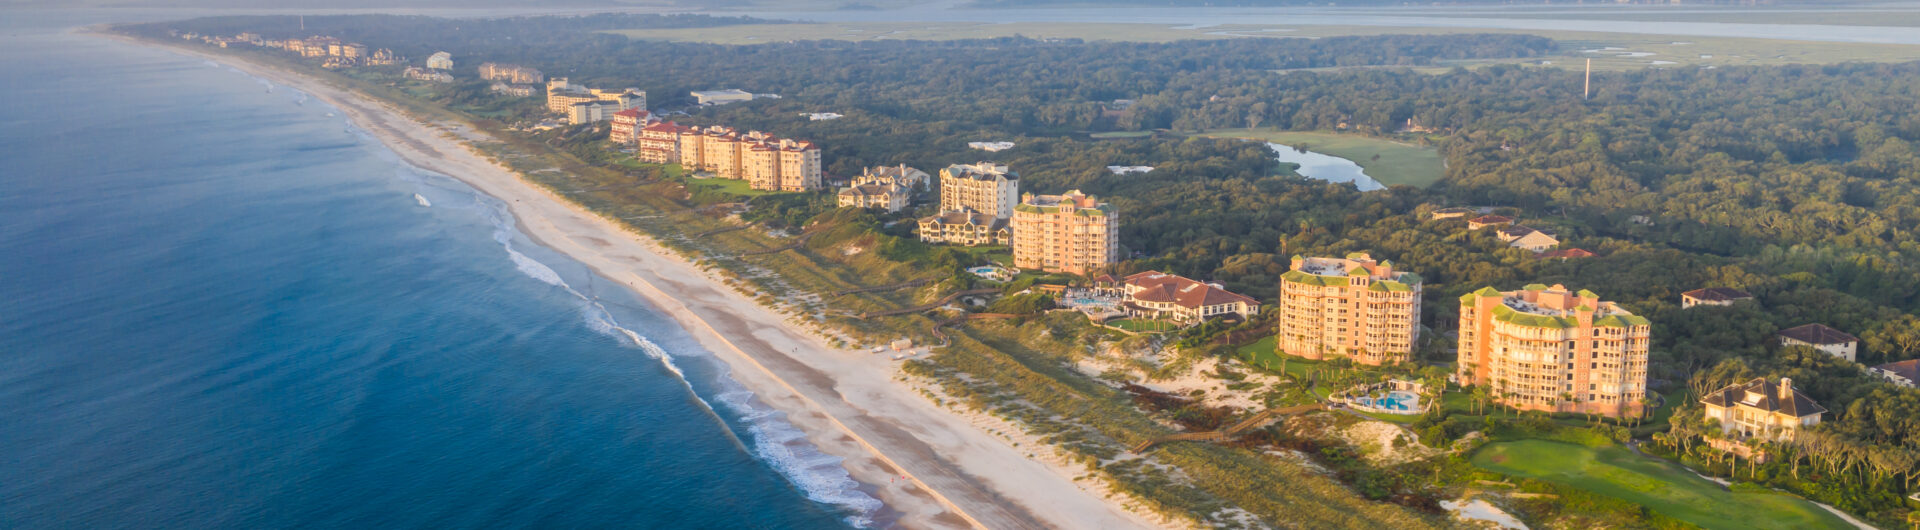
[1473, 440, 1854, 530]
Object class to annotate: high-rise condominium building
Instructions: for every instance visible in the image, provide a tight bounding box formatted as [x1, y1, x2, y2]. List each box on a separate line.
[1276, 253, 1422, 365]
[675, 126, 822, 191]
[1457, 284, 1651, 418]
[938, 163, 1018, 220]
[1011, 190, 1118, 275]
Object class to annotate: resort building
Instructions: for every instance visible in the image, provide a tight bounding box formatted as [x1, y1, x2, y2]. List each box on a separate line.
[744, 138, 823, 192]
[1873, 359, 1920, 388]
[609, 108, 655, 145]
[636, 121, 691, 164]
[838, 183, 911, 212]
[1776, 324, 1859, 362]
[692, 89, 754, 106]
[1010, 190, 1118, 276]
[1701, 377, 1825, 442]
[1681, 287, 1754, 309]
[854, 165, 930, 192]
[917, 208, 1009, 246]
[938, 163, 1019, 220]
[1457, 284, 1651, 418]
[1276, 253, 1422, 366]
[477, 62, 543, 84]
[675, 125, 822, 191]
[567, 101, 621, 125]
[426, 51, 453, 70]
[547, 82, 643, 115]
[1102, 271, 1259, 323]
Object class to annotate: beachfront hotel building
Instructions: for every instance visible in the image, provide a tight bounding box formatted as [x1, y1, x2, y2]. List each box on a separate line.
[675, 125, 822, 191]
[609, 108, 652, 145]
[1457, 284, 1651, 418]
[938, 163, 1019, 220]
[635, 121, 691, 164]
[1010, 190, 1118, 275]
[1276, 253, 1422, 366]
[426, 51, 453, 70]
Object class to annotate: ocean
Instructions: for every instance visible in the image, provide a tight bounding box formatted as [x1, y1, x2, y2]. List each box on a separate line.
[0, 11, 872, 529]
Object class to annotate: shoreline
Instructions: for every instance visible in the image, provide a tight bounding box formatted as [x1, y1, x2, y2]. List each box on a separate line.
[100, 31, 1168, 530]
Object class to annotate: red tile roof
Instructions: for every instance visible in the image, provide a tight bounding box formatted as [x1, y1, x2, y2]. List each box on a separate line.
[1123, 271, 1258, 309]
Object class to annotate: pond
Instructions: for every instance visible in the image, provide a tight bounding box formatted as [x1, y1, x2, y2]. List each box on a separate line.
[1267, 143, 1386, 191]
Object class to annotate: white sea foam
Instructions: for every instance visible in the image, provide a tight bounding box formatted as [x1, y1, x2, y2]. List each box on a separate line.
[347, 107, 885, 526]
[468, 192, 882, 526]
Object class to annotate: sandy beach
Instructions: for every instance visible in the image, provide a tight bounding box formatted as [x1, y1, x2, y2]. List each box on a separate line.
[107, 33, 1168, 530]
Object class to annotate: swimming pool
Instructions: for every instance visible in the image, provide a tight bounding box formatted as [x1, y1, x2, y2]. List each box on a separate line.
[1356, 390, 1420, 412]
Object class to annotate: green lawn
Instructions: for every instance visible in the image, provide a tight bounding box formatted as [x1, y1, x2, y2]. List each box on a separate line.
[1473, 441, 1853, 530]
[682, 174, 785, 197]
[1194, 129, 1446, 188]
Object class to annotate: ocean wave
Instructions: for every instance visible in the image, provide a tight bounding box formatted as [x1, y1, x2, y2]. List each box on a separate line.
[717, 390, 885, 527]
[465, 192, 882, 526]
[345, 112, 884, 526]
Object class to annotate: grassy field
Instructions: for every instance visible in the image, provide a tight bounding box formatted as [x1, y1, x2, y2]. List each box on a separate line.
[1474, 440, 1854, 530]
[605, 21, 1920, 70]
[1195, 129, 1446, 188]
[682, 174, 785, 197]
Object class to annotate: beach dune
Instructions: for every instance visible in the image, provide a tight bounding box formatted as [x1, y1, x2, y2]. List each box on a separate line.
[116, 34, 1166, 530]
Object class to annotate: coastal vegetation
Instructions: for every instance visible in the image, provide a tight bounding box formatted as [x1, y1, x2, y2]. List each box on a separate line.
[1474, 440, 1852, 529]
[122, 12, 1920, 528]
[1191, 129, 1446, 188]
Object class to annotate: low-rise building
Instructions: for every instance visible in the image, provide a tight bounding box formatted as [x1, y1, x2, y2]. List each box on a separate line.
[1457, 284, 1651, 418]
[489, 83, 536, 97]
[1498, 226, 1560, 252]
[1277, 253, 1423, 365]
[1777, 324, 1859, 362]
[854, 164, 930, 192]
[1011, 190, 1118, 276]
[1107, 271, 1259, 323]
[838, 183, 911, 212]
[1873, 359, 1919, 387]
[402, 66, 453, 83]
[1701, 377, 1825, 443]
[1468, 215, 1513, 230]
[426, 51, 452, 70]
[1430, 207, 1475, 220]
[917, 208, 1009, 246]
[692, 89, 754, 106]
[477, 62, 543, 84]
[1681, 287, 1754, 309]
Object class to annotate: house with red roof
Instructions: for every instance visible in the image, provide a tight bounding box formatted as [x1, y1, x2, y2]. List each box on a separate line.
[1109, 271, 1259, 324]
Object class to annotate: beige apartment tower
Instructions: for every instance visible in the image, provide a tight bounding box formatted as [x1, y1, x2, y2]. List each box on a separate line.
[938, 163, 1019, 220]
[1457, 284, 1651, 418]
[1011, 190, 1118, 275]
[1277, 253, 1422, 365]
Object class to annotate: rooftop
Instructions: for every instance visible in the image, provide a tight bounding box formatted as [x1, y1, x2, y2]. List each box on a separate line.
[1123, 271, 1258, 309]
[1778, 324, 1858, 345]
[1683, 287, 1754, 302]
[1701, 377, 1826, 418]
[1876, 359, 1920, 383]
